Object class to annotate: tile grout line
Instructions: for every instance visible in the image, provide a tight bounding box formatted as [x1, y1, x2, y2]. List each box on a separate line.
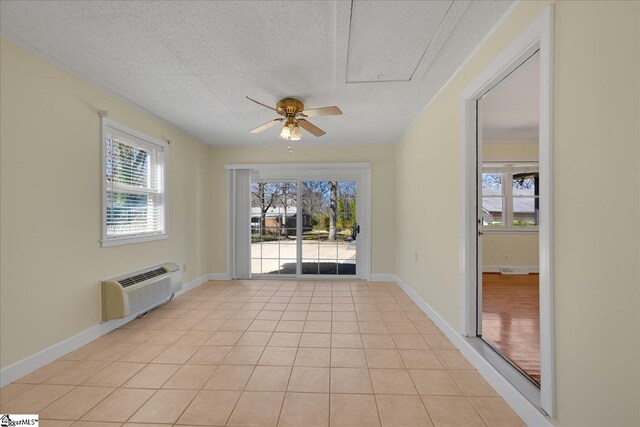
[358, 284, 384, 427]
[2, 279, 519, 426]
[165, 385, 199, 426]
[328, 290, 332, 425]
[120, 385, 159, 425]
[223, 363, 257, 426]
[214, 283, 261, 427]
[390, 290, 437, 427]
[127, 282, 238, 425]
[467, 395, 497, 427]
[226, 284, 287, 427]
[274, 336, 300, 426]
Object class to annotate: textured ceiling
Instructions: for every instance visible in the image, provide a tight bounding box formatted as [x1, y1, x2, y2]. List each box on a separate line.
[483, 51, 540, 141]
[0, 0, 514, 146]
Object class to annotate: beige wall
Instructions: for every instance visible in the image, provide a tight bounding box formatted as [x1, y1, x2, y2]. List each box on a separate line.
[209, 145, 396, 275]
[553, 2, 639, 424]
[0, 39, 213, 368]
[482, 233, 539, 268]
[483, 141, 539, 161]
[395, 1, 640, 426]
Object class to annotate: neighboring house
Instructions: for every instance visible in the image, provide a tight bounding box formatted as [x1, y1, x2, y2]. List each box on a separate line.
[482, 198, 539, 226]
[251, 206, 312, 232]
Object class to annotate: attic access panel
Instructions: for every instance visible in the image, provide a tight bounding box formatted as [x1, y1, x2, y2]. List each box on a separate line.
[346, 0, 452, 83]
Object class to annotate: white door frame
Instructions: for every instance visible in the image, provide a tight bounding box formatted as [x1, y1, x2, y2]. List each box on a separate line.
[475, 98, 484, 335]
[226, 163, 372, 281]
[459, 6, 555, 417]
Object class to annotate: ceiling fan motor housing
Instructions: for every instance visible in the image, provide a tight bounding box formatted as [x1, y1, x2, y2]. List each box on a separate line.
[276, 98, 304, 116]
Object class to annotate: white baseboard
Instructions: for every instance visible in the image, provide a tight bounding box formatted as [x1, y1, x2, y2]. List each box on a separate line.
[370, 274, 396, 282]
[0, 272, 212, 387]
[175, 273, 213, 296]
[392, 274, 552, 427]
[208, 273, 231, 281]
[483, 265, 540, 274]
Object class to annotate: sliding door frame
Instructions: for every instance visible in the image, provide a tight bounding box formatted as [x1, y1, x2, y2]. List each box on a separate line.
[459, 6, 555, 417]
[226, 163, 372, 281]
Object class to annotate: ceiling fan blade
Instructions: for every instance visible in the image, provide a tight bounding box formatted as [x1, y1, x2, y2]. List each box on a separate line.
[302, 106, 342, 117]
[246, 96, 277, 111]
[250, 118, 284, 133]
[298, 119, 326, 137]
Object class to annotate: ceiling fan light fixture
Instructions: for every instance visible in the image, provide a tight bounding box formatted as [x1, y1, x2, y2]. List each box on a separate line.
[247, 96, 340, 142]
[279, 124, 292, 140]
[290, 125, 302, 141]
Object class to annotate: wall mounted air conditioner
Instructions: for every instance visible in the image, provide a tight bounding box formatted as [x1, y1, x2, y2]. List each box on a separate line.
[102, 262, 182, 320]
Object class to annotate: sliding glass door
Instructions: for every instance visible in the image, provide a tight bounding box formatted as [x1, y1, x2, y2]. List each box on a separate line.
[251, 181, 298, 275]
[250, 179, 358, 277]
[301, 181, 357, 275]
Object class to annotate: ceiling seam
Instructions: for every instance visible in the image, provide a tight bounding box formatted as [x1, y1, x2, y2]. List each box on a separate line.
[344, 0, 355, 85]
[408, 0, 456, 81]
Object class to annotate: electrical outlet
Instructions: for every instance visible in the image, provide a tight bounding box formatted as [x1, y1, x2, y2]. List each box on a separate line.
[504, 255, 508, 261]
[182, 263, 187, 273]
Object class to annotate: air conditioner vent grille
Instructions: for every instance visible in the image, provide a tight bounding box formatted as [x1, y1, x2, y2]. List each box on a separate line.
[118, 267, 168, 288]
[127, 277, 171, 313]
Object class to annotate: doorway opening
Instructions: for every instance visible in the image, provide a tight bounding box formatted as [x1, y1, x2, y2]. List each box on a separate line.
[478, 51, 541, 386]
[459, 6, 554, 417]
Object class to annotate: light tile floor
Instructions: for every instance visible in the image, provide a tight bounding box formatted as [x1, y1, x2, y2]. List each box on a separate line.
[0, 280, 525, 426]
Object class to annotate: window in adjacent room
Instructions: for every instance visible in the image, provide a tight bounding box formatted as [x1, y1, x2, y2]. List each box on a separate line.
[482, 163, 538, 230]
[101, 119, 168, 246]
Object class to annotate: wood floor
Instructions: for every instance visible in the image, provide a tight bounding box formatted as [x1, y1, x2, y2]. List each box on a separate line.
[481, 273, 540, 386]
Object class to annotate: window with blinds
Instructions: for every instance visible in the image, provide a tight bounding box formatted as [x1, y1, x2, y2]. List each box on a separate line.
[102, 119, 167, 246]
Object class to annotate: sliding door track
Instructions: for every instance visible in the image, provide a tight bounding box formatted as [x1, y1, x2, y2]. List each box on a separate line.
[466, 337, 543, 412]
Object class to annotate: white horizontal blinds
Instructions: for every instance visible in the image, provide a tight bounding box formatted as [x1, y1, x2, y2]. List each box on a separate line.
[105, 128, 165, 239]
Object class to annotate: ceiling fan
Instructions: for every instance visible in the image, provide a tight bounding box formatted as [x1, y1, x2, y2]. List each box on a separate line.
[246, 96, 342, 141]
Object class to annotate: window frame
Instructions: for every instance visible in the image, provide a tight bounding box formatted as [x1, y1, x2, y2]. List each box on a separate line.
[482, 162, 539, 232]
[101, 118, 169, 247]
